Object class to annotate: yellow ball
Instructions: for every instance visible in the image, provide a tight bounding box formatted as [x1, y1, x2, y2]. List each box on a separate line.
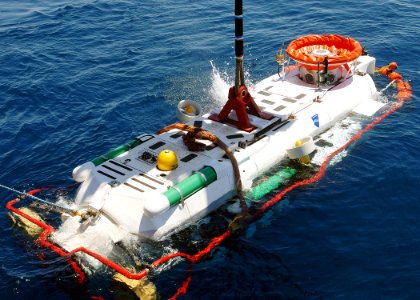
[157, 149, 178, 171]
[185, 105, 195, 114]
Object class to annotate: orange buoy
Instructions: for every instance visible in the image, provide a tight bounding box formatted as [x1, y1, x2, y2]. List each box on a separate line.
[388, 62, 398, 70]
[286, 34, 363, 69]
[396, 80, 412, 101]
[388, 72, 402, 81]
[376, 62, 412, 102]
[376, 61, 399, 75]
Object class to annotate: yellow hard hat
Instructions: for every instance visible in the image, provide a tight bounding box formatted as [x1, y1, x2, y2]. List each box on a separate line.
[157, 149, 178, 171]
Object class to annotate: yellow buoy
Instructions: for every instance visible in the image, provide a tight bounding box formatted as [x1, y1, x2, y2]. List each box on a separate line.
[295, 140, 311, 164]
[112, 267, 157, 300]
[8, 207, 44, 237]
[157, 149, 178, 171]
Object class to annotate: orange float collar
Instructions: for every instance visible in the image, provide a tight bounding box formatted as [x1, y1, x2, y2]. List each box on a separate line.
[287, 34, 363, 66]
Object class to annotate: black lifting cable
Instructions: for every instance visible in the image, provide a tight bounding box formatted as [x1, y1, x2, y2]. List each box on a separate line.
[234, 0, 245, 96]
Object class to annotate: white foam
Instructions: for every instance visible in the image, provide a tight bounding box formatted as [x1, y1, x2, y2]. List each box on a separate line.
[51, 214, 127, 269]
[311, 118, 363, 166]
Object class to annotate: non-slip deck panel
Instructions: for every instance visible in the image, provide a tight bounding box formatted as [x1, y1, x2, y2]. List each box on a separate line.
[261, 99, 275, 105]
[295, 93, 306, 99]
[274, 105, 286, 112]
[138, 173, 165, 185]
[97, 170, 116, 180]
[226, 134, 244, 139]
[109, 160, 133, 171]
[180, 153, 198, 162]
[102, 164, 125, 176]
[132, 177, 157, 190]
[258, 90, 271, 96]
[149, 141, 166, 150]
[283, 97, 297, 103]
[124, 182, 144, 193]
[170, 131, 184, 139]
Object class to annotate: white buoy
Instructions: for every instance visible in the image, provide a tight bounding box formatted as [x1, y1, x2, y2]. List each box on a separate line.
[286, 136, 315, 163]
[176, 99, 202, 123]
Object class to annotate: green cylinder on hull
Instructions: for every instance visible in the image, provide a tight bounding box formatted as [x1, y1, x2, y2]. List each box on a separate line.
[91, 138, 143, 166]
[164, 166, 217, 206]
[247, 167, 297, 201]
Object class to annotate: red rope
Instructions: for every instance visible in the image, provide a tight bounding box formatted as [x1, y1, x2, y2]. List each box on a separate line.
[152, 230, 232, 267]
[168, 265, 193, 300]
[6, 194, 86, 284]
[6, 195, 231, 280]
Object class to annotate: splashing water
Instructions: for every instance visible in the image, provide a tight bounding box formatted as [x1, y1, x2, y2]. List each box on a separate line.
[208, 61, 231, 106]
[207, 60, 256, 107]
[51, 216, 127, 269]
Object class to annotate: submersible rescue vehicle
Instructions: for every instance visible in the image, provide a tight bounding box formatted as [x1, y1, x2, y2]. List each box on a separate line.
[65, 32, 383, 245]
[5, 0, 412, 293]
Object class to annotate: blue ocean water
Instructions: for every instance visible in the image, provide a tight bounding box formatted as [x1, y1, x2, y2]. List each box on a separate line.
[0, 0, 419, 299]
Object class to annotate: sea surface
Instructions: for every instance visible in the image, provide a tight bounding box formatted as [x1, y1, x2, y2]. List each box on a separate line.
[0, 0, 419, 299]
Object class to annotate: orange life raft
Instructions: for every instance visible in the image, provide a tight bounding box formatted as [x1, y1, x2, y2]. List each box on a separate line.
[287, 34, 363, 68]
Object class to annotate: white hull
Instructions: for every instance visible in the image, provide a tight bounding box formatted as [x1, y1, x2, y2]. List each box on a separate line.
[61, 55, 380, 244]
